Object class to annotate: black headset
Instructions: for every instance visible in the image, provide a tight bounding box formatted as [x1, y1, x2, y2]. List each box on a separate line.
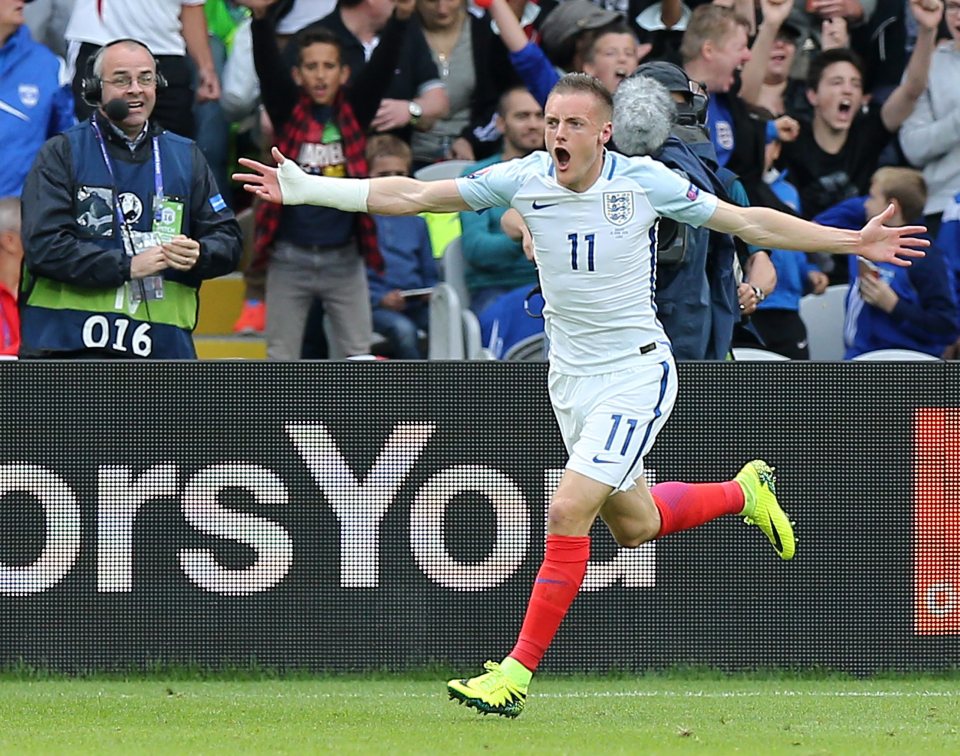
[632, 61, 709, 127]
[81, 38, 168, 107]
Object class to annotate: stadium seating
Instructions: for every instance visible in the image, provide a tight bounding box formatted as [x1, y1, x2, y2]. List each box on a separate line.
[503, 332, 547, 361]
[730, 347, 790, 361]
[851, 348, 942, 361]
[428, 282, 466, 359]
[799, 284, 848, 361]
[414, 159, 475, 182]
[439, 238, 471, 309]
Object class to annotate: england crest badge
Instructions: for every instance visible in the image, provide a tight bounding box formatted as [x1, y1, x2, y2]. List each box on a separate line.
[603, 191, 634, 226]
[19, 84, 39, 108]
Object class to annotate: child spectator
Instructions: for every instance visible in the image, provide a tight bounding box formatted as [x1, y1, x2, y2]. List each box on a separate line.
[250, 24, 397, 359]
[816, 168, 958, 358]
[365, 135, 439, 359]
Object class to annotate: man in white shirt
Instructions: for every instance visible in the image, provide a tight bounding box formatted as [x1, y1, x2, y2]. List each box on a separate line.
[234, 72, 929, 718]
[65, 0, 219, 137]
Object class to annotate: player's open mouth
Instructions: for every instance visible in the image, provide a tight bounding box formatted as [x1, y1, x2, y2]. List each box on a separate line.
[615, 68, 628, 81]
[554, 148, 570, 170]
[838, 99, 853, 117]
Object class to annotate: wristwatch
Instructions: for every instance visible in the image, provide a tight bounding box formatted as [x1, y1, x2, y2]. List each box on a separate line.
[408, 100, 423, 126]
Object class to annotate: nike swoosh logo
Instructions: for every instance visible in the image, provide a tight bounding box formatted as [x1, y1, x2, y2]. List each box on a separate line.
[532, 200, 558, 209]
[768, 513, 784, 553]
[592, 455, 618, 464]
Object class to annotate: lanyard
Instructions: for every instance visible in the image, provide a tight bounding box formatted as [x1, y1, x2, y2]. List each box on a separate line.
[90, 116, 163, 234]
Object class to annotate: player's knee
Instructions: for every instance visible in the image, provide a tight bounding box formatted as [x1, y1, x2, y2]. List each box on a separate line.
[546, 494, 593, 534]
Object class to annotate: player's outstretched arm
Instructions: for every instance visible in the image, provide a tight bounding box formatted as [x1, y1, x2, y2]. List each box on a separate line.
[706, 200, 929, 266]
[233, 147, 471, 215]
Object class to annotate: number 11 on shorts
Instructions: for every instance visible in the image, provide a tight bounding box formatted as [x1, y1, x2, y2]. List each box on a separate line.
[604, 413, 638, 457]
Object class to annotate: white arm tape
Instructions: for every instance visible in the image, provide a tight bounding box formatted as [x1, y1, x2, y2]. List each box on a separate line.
[277, 159, 370, 212]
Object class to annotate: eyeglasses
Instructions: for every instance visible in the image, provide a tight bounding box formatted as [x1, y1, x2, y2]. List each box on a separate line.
[103, 72, 158, 88]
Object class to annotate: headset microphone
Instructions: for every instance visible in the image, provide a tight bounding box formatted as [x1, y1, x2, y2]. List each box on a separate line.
[104, 98, 130, 122]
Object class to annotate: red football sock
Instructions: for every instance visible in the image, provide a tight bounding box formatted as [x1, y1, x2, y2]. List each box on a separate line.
[509, 534, 590, 672]
[651, 481, 744, 538]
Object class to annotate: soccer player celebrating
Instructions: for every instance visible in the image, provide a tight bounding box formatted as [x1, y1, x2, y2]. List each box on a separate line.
[234, 73, 928, 718]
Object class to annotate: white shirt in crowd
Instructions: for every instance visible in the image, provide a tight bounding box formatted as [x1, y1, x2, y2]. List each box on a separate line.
[275, 0, 337, 35]
[64, 0, 204, 56]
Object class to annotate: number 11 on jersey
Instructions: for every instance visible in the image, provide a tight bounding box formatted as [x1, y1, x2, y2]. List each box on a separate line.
[567, 232, 596, 272]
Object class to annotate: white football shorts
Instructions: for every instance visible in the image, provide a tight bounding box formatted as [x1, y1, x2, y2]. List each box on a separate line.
[549, 355, 678, 492]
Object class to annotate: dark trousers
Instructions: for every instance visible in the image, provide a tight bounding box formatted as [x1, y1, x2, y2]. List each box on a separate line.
[72, 42, 196, 138]
[750, 308, 811, 360]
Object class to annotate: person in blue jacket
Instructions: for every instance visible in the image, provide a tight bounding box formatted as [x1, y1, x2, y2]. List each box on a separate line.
[0, 0, 75, 197]
[19, 38, 241, 359]
[751, 137, 829, 359]
[364, 134, 438, 359]
[815, 168, 958, 359]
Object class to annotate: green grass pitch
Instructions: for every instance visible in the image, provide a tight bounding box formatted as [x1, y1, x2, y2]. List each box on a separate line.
[1, 674, 958, 754]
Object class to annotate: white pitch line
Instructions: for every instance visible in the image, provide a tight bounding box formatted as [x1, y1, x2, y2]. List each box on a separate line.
[245, 689, 960, 701]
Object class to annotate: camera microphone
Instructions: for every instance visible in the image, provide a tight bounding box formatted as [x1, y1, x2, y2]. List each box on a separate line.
[104, 98, 130, 122]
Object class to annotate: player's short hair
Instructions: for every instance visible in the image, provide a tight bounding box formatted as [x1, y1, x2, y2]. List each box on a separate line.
[295, 27, 344, 65]
[0, 197, 20, 234]
[365, 134, 413, 172]
[581, 21, 639, 65]
[806, 48, 865, 91]
[872, 167, 927, 223]
[679, 5, 750, 64]
[549, 72, 614, 121]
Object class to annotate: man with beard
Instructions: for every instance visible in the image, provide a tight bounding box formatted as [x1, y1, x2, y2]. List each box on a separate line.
[460, 85, 545, 314]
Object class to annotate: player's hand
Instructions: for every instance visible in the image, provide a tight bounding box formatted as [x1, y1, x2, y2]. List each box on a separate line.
[161, 235, 201, 270]
[372, 99, 416, 132]
[520, 223, 535, 262]
[807, 269, 830, 294]
[858, 271, 898, 312]
[130, 246, 168, 278]
[233, 147, 288, 204]
[910, 0, 944, 30]
[858, 203, 929, 266]
[381, 290, 407, 311]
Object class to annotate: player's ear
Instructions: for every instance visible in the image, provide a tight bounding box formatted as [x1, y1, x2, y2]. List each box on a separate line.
[600, 120, 613, 145]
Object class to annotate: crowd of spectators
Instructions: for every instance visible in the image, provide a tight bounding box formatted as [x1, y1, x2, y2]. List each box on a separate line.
[1, 0, 959, 360]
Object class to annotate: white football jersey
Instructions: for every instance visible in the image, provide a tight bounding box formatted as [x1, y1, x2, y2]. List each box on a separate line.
[456, 150, 719, 375]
